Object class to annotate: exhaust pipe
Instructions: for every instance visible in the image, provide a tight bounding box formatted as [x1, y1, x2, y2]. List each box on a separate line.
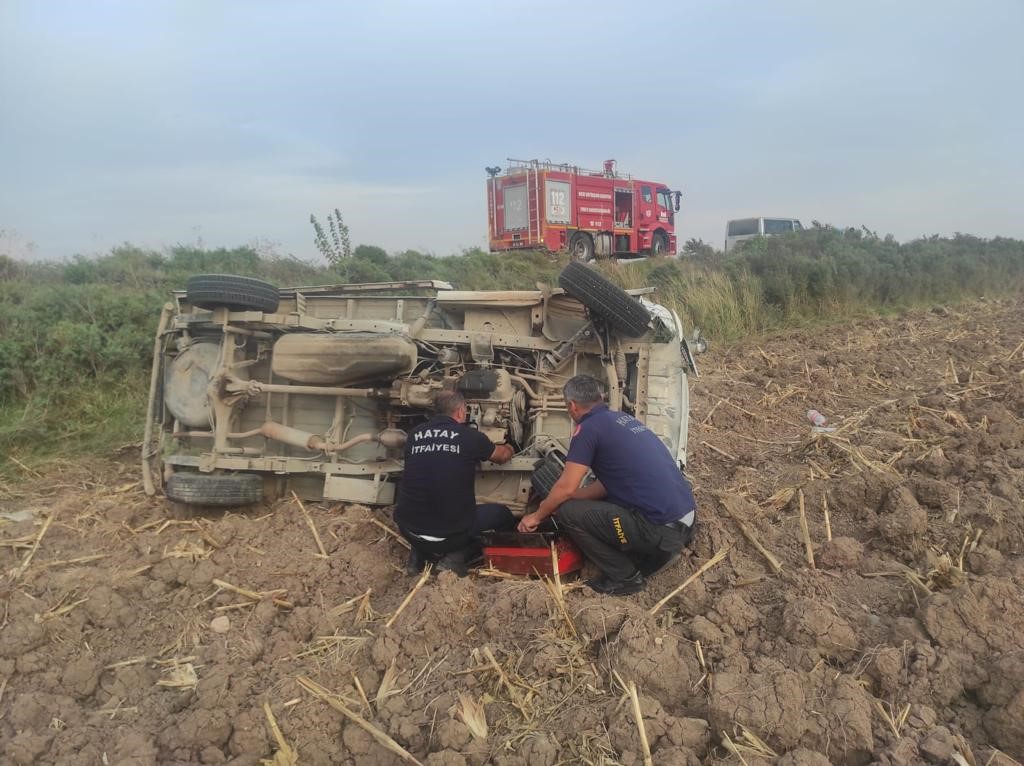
[231, 422, 407, 453]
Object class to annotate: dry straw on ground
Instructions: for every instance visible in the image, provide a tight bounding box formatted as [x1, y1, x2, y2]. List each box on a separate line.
[260, 702, 298, 766]
[297, 676, 423, 765]
[649, 547, 730, 616]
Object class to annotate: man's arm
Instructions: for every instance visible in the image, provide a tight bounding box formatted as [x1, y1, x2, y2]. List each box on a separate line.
[571, 478, 606, 501]
[488, 444, 514, 464]
[517, 461, 589, 533]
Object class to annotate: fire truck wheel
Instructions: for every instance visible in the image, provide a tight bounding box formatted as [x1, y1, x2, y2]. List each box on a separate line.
[558, 261, 653, 338]
[186, 274, 280, 313]
[569, 232, 595, 262]
[651, 232, 670, 257]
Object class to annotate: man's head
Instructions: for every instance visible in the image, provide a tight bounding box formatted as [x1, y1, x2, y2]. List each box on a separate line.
[434, 389, 468, 422]
[562, 375, 605, 423]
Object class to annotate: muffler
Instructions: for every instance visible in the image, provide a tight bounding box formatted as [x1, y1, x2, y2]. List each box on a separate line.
[233, 422, 407, 453]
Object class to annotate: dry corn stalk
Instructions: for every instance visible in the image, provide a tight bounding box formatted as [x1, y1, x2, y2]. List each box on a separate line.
[368, 517, 411, 549]
[293, 491, 329, 558]
[456, 693, 488, 740]
[481, 646, 531, 719]
[163, 539, 210, 561]
[37, 553, 109, 570]
[873, 700, 911, 738]
[649, 548, 730, 616]
[702, 441, 738, 462]
[212, 578, 292, 609]
[12, 510, 57, 580]
[156, 662, 198, 690]
[765, 486, 797, 512]
[797, 490, 815, 569]
[542, 544, 577, 638]
[384, 565, 431, 629]
[352, 673, 371, 712]
[260, 702, 298, 766]
[297, 676, 423, 765]
[375, 659, 401, 706]
[626, 681, 653, 766]
[330, 589, 372, 618]
[730, 517, 783, 573]
[722, 723, 779, 762]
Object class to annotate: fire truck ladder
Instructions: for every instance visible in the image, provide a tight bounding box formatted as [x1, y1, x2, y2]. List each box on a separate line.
[504, 158, 632, 180]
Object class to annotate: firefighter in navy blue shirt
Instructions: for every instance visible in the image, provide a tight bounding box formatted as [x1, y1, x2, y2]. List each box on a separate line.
[396, 389, 515, 576]
[518, 374, 697, 595]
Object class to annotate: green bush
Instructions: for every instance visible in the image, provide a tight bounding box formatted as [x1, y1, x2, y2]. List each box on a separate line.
[1, 232, 1022, 479]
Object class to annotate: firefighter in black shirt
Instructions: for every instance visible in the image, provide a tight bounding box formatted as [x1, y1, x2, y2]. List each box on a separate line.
[395, 390, 515, 575]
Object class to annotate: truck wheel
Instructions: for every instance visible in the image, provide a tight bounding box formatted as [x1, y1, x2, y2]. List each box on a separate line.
[165, 472, 263, 507]
[186, 274, 280, 313]
[651, 232, 670, 257]
[569, 232, 595, 262]
[558, 262, 653, 338]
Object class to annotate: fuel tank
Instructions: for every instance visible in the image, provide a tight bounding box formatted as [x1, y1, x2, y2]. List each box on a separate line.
[271, 332, 418, 385]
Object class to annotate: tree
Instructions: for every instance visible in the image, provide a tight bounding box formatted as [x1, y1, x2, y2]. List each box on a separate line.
[310, 209, 352, 266]
[353, 244, 388, 264]
[681, 238, 718, 259]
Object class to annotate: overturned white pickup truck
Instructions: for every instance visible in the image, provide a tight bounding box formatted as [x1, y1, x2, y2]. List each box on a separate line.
[142, 263, 700, 512]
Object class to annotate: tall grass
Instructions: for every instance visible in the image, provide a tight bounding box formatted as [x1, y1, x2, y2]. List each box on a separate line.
[1, 229, 1022, 478]
[610, 260, 767, 341]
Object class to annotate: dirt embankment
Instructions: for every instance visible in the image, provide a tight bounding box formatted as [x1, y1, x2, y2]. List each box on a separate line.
[1, 298, 1022, 765]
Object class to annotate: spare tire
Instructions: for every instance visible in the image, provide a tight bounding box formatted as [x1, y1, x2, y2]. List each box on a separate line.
[558, 262, 652, 338]
[186, 274, 280, 313]
[165, 472, 263, 507]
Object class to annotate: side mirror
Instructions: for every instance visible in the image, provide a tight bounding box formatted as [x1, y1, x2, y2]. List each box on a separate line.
[673, 191, 682, 212]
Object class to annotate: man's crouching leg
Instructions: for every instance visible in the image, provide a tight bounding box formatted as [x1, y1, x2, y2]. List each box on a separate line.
[433, 503, 517, 577]
[558, 499, 645, 596]
[636, 519, 696, 578]
[403, 542, 431, 576]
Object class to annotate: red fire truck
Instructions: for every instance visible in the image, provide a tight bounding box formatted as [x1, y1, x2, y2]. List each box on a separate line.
[486, 159, 681, 261]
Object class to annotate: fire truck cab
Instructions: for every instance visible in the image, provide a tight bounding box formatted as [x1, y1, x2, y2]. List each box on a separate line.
[487, 159, 681, 261]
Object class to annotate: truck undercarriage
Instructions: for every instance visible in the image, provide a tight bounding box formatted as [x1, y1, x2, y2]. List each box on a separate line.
[142, 265, 696, 512]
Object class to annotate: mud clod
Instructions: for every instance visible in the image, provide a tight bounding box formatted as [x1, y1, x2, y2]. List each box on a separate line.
[782, 597, 859, 663]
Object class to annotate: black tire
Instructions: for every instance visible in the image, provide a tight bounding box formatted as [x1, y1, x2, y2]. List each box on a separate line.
[186, 274, 280, 313]
[568, 232, 595, 262]
[558, 261, 653, 338]
[165, 472, 263, 507]
[651, 231, 670, 257]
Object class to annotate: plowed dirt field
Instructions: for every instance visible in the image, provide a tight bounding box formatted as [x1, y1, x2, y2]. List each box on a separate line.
[1, 298, 1022, 765]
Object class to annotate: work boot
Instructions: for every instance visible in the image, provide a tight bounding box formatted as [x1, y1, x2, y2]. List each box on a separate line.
[639, 550, 680, 578]
[436, 550, 469, 577]
[405, 547, 427, 576]
[585, 570, 645, 596]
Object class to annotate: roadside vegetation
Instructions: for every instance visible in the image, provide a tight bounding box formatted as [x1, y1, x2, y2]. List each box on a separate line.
[1, 227, 1022, 479]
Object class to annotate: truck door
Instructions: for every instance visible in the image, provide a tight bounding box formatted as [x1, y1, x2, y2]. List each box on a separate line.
[656, 188, 674, 227]
[638, 184, 654, 225]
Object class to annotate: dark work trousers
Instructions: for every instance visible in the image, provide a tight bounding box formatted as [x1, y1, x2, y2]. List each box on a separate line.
[557, 499, 694, 581]
[398, 503, 515, 558]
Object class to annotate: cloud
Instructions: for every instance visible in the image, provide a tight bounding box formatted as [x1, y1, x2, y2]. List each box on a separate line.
[2, 0, 1022, 258]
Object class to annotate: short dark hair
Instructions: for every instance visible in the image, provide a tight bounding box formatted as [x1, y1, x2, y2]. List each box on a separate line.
[434, 389, 466, 416]
[562, 375, 605, 405]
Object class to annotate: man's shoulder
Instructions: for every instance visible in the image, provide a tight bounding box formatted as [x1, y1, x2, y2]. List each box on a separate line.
[413, 417, 460, 433]
[584, 407, 622, 429]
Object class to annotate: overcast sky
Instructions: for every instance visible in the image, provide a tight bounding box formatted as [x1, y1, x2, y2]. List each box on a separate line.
[2, 1, 1022, 261]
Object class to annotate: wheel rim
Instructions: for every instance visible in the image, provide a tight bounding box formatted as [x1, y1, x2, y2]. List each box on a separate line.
[571, 236, 592, 261]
